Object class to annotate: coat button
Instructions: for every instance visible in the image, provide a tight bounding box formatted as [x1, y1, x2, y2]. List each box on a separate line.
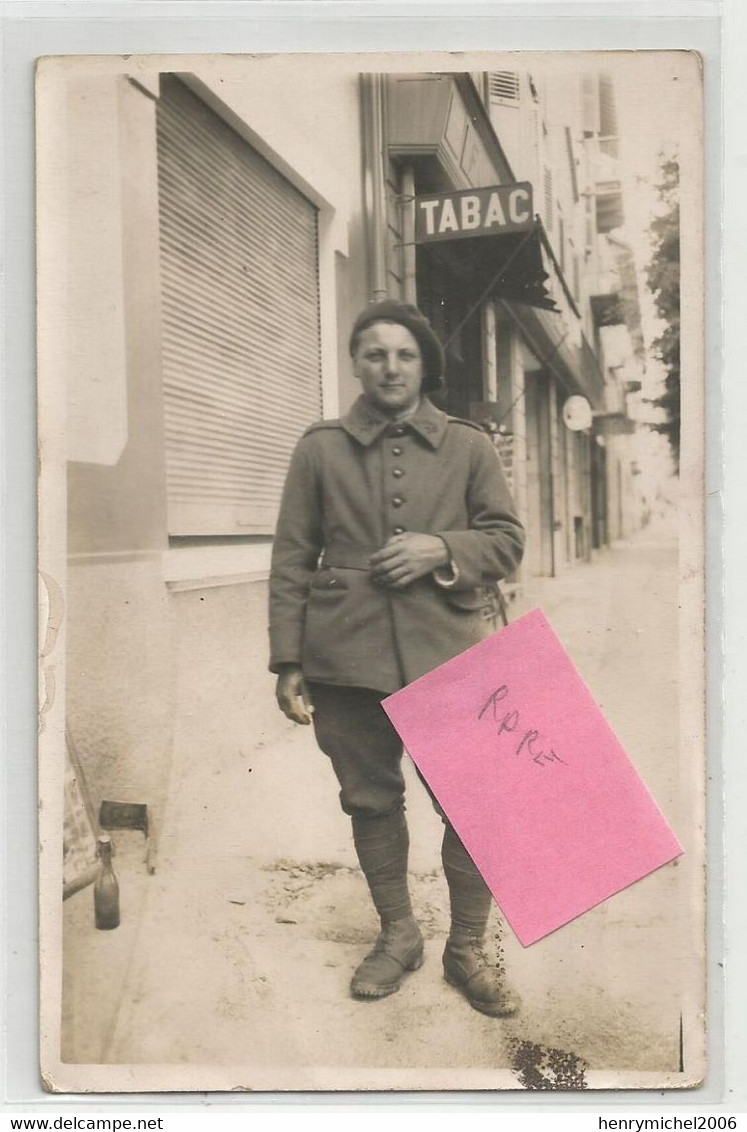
[393, 526, 406, 535]
[392, 495, 404, 508]
[391, 426, 406, 437]
[391, 445, 403, 456]
[392, 467, 404, 478]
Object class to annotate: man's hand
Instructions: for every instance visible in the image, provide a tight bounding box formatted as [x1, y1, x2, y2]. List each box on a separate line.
[275, 665, 314, 725]
[368, 533, 450, 590]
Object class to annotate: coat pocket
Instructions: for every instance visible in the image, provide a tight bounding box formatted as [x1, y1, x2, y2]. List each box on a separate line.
[441, 584, 501, 619]
[308, 567, 349, 599]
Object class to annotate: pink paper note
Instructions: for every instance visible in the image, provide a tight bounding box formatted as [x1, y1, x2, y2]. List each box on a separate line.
[382, 608, 683, 946]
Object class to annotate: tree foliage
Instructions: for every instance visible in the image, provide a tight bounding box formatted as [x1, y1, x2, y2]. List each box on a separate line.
[645, 157, 680, 471]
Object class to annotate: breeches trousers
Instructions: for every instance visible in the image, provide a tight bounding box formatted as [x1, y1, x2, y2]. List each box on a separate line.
[308, 682, 445, 820]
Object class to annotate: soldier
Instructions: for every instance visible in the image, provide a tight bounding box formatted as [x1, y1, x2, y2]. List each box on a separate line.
[269, 300, 525, 1016]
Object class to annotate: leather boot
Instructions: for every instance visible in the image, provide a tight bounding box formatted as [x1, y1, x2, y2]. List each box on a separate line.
[441, 822, 521, 1017]
[349, 810, 424, 998]
[351, 915, 425, 998]
[442, 931, 521, 1017]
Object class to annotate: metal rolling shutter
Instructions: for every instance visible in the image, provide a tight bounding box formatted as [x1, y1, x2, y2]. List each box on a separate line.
[156, 76, 322, 536]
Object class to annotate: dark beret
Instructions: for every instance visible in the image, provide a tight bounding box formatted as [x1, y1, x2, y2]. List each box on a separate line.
[349, 300, 445, 392]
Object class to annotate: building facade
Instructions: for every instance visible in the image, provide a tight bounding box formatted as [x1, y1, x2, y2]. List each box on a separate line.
[46, 59, 646, 872]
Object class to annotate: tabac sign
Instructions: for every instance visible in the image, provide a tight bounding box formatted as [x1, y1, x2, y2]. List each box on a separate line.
[415, 182, 534, 244]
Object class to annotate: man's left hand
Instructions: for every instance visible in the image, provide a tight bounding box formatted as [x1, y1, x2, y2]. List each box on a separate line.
[368, 533, 450, 590]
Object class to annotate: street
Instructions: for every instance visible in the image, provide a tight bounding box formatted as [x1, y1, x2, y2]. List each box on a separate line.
[62, 516, 694, 1090]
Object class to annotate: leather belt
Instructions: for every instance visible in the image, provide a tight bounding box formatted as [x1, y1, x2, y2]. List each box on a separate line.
[320, 543, 381, 571]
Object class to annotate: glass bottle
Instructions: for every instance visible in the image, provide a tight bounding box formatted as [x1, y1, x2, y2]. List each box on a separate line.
[94, 834, 120, 930]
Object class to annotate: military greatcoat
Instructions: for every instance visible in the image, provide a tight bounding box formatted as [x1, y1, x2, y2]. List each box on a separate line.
[268, 395, 525, 694]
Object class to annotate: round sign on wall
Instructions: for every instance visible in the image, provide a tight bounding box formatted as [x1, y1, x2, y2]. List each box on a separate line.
[562, 395, 593, 431]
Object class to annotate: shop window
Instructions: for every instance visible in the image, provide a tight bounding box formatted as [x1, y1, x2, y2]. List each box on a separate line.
[156, 76, 322, 537]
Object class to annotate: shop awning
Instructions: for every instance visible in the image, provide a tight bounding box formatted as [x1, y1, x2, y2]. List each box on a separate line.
[421, 222, 559, 313]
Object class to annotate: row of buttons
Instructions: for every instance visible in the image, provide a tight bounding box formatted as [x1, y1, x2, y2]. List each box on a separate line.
[390, 430, 406, 528]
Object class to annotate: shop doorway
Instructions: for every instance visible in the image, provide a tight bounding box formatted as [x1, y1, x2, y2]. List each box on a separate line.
[591, 437, 609, 549]
[416, 248, 483, 419]
[524, 371, 554, 577]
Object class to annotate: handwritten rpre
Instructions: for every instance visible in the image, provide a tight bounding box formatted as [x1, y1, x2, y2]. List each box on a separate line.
[382, 608, 683, 946]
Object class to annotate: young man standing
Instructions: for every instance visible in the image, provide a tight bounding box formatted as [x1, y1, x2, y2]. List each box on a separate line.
[269, 300, 525, 1016]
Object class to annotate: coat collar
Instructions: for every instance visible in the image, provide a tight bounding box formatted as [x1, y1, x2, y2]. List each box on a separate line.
[340, 395, 449, 450]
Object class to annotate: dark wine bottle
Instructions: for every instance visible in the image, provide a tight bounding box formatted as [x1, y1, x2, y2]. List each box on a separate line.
[94, 834, 120, 930]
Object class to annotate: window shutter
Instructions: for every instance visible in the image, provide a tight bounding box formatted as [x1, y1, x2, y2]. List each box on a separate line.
[488, 71, 521, 106]
[156, 76, 322, 537]
[543, 167, 554, 230]
[598, 74, 618, 140]
[581, 73, 601, 136]
[528, 106, 542, 185]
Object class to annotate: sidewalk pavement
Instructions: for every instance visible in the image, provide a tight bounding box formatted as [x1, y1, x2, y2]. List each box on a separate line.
[62, 516, 690, 1088]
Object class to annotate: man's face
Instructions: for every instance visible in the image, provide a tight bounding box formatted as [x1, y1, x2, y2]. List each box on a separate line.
[352, 321, 424, 416]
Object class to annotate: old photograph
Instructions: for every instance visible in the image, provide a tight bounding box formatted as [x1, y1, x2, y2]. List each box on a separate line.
[36, 50, 705, 1092]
